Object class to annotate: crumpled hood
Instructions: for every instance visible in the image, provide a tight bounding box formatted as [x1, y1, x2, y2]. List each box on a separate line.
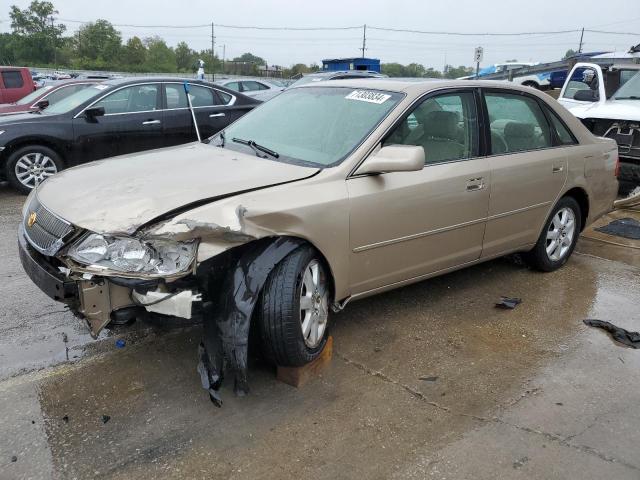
[36, 142, 319, 234]
[569, 99, 640, 122]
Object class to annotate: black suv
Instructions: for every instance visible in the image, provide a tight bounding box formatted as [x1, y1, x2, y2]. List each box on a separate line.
[0, 77, 260, 193]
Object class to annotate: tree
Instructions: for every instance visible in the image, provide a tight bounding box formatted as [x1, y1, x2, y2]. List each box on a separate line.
[232, 52, 266, 66]
[144, 36, 176, 72]
[9, 1, 66, 64]
[76, 20, 122, 68]
[444, 65, 473, 79]
[175, 41, 197, 72]
[563, 49, 577, 60]
[123, 36, 147, 71]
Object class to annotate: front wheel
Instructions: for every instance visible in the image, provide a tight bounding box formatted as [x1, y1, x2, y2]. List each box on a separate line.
[524, 196, 581, 272]
[6, 145, 64, 194]
[257, 245, 331, 367]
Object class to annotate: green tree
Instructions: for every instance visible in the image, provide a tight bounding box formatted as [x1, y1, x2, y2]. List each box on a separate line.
[175, 41, 197, 72]
[563, 49, 577, 60]
[122, 36, 147, 71]
[444, 65, 473, 79]
[144, 36, 176, 72]
[9, 0, 66, 65]
[232, 52, 266, 66]
[76, 20, 122, 68]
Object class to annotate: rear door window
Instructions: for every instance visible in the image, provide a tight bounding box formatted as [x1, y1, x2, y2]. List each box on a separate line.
[93, 84, 160, 114]
[484, 92, 553, 154]
[225, 81, 241, 92]
[2, 71, 24, 89]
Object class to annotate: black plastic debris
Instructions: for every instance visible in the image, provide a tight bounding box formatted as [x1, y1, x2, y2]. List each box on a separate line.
[198, 237, 304, 405]
[595, 217, 640, 240]
[495, 297, 522, 309]
[419, 376, 439, 382]
[10, 456, 17, 463]
[583, 319, 640, 348]
[62, 415, 69, 423]
[101, 415, 111, 424]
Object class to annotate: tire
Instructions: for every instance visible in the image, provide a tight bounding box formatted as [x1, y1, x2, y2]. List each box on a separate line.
[617, 161, 640, 195]
[257, 245, 331, 367]
[522, 81, 540, 90]
[6, 145, 65, 194]
[524, 196, 582, 272]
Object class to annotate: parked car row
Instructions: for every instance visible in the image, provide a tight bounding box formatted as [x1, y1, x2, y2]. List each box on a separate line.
[0, 78, 259, 193]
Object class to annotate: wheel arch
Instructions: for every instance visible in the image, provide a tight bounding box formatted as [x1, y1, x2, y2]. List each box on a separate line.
[562, 187, 589, 231]
[2, 137, 67, 167]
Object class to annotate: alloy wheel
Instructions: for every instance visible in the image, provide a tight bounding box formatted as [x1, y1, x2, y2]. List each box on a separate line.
[299, 259, 329, 348]
[14, 152, 58, 189]
[545, 207, 576, 262]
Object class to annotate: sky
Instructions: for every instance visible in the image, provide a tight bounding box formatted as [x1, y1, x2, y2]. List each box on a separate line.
[1, 0, 639, 69]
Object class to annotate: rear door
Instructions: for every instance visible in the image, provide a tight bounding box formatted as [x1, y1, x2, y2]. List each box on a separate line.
[162, 82, 246, 145]
[347, 89, 490, 294]
[73, 83, 163, 161]
[480, 89, 568, 257]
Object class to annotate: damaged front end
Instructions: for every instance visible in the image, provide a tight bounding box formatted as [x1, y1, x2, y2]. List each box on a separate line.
[18, 191, 311, 406]
[583, 118, 640, 190]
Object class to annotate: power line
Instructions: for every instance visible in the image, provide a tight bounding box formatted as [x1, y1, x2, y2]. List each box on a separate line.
[367, 26, 582, 36]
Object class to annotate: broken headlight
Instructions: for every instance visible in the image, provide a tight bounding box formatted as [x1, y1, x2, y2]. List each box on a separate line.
[67, 233, 197, 276]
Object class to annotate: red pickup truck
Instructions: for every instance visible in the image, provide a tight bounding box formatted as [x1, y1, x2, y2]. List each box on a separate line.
[0, 67, 35, 104]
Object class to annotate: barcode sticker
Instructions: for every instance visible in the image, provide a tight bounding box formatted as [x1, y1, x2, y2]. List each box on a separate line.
[345, 90, 391, 104]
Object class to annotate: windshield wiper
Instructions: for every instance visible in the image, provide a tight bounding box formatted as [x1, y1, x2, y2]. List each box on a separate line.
[232, 137, 279, 158]
[614, 96, 640, 100]
[218, 130, 226, 147]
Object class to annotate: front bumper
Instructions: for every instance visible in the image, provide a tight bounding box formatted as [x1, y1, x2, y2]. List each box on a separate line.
[18, 224, 78, 303]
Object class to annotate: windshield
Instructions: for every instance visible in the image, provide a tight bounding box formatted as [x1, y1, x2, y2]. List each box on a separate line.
[288, 75, 326, 88]
[44, 85, 107, 114]
[213, 86, 403, 167]
[613, 70, 640, 99]
[16, 85, 54, 105]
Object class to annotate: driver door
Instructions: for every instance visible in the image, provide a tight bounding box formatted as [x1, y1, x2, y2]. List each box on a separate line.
[347, 89, 491, 295]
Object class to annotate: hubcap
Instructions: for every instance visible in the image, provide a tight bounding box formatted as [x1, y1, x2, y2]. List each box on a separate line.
[545, 207, 576, 262]
[15, 153, 57, 189]
[299, 259, 329, 348]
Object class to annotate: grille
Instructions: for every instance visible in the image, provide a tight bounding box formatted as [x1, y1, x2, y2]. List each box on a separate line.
[23, 196, 74, 256]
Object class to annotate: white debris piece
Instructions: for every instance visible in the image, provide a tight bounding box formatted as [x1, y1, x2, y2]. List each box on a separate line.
[132, 290, 202, 319]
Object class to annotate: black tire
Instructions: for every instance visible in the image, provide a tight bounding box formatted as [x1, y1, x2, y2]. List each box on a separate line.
[524, 196, 582, 272]
[5, 145, 65, 195]
[257, 245, 330, 367]
[617, 161, 640, 195]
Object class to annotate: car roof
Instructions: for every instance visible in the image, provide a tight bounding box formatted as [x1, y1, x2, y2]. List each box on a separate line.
[295, 78, 545, 96]
[102, 77, 223, 86]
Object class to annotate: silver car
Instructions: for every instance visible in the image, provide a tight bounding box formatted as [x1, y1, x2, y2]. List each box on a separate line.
[216, 78, 286, 101]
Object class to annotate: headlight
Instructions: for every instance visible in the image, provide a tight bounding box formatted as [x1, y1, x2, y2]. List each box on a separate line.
[67, 233, 197, 276]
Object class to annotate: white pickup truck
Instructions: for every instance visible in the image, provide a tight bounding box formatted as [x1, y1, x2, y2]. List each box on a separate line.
[557, 62, 640, 193]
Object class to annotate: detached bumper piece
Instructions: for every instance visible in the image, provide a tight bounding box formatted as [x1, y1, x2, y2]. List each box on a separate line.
[198, 237, 304, 407]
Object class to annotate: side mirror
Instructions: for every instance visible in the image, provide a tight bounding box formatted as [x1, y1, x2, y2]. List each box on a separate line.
[84, 106, 105, 118]
[573, 89, 599, 102]
[35, 100, 49, 109]
[355, 145, 425, 175]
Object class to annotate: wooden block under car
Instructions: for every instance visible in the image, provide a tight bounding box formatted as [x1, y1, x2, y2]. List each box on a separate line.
[277, 336, 333, 388]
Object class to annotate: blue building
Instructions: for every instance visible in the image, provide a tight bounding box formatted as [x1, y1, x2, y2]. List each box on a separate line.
[321, 57, 381, 73]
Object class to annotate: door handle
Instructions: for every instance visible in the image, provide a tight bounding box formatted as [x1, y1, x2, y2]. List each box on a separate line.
[466, 177, 485, 191]
[552, 165, 564, 173]
[142, 120, 161, 125]
[209, 113, 226, 118]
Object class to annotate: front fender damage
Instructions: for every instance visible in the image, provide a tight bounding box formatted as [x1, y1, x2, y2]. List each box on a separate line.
[197, 236, 305, 407]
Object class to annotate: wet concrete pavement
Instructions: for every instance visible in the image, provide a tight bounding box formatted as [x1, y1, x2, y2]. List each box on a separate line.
[1, 185, 640, 479]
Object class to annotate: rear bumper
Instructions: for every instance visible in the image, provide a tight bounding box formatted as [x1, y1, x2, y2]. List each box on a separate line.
[18, 224, 78, 303]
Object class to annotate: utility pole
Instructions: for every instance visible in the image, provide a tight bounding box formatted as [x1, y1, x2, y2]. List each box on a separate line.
[361, 24, 367, 58]
[578, 27, 584, 53]
[211, 22, 215, 82]
[222, 44, 226, 75]
[50, 15, 57, 69]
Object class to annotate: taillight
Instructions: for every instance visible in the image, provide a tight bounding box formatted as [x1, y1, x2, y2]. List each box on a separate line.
[614, 156, 620, 177]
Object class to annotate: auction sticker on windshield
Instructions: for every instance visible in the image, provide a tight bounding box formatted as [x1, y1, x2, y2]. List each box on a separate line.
[345, 90, 391, 104]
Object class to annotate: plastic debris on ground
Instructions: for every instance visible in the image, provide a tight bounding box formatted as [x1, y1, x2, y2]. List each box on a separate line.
[115, 339, 126, 349]
[101, 415, 111, 424]
[583, 319, 640, 348]
[495, 296, 522, 309]
[595, 217, 640, 240]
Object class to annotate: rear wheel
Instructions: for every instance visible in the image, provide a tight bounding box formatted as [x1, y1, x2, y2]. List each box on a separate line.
[524, 197, 581, 272]
[6, 145, 64, 194]
[257, 245, 330, 367]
